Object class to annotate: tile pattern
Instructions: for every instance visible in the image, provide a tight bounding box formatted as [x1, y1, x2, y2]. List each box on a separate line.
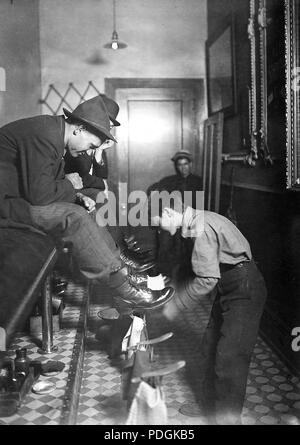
[0, 280, 87, 425]
[1, 278, 299, 425]
[77, 289, 300, 425]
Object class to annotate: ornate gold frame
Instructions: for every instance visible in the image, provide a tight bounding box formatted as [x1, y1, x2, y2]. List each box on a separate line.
[285, 0, 300, 189]
[222, 0, 259, 166]
[222, 0, 277, 167]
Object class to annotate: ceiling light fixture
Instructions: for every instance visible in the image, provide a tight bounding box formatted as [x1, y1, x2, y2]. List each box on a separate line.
[104, 0, 127, 50]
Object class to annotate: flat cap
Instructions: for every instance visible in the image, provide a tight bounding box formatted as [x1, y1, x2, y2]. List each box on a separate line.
[171, 150, 193, 163]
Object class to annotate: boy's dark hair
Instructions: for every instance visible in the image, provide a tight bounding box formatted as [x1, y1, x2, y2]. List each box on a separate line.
[148, 189, 184, 219]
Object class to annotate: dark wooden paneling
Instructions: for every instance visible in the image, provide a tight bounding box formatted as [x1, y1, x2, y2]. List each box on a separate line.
[220, 185, 300, 374]
[208, 0, 300, 374]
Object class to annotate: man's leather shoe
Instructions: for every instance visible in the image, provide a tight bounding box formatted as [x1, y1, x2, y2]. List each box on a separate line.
[115, 280, 175, 311]
[124, 234, 138, 248]
[129, 273, 171, 288]
[123, 236, 155, 258]
[120, 250, 155, 273]
[121, 247, 154, 262]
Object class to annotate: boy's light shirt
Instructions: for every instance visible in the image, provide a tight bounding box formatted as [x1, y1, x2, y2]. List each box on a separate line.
[181, 206, 205, 238]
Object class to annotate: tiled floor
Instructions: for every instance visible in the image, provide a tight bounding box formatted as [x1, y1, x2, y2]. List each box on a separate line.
[1, 278, 300, 425]
[0, 280, 87, 425]
[77, 286, 300, 425]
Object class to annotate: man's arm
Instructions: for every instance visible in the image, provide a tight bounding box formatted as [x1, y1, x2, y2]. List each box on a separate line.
[75, 192, 96, 212]
[0, 195, 35, 226]
[71, 153, 106, 190]
[93, 150, 108, 179]
[25, 136, 75, 205]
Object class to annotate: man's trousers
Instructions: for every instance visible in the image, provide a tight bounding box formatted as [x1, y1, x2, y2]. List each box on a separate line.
[30, 202, 122, 282]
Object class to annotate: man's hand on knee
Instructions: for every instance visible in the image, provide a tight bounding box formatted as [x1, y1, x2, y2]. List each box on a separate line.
[66, 173, 83, 189]
[76, 193, 96, 212]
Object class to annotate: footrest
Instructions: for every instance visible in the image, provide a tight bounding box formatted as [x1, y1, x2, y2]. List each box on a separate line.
[127, 332, 173, 351]
[131, 360, 186, 383]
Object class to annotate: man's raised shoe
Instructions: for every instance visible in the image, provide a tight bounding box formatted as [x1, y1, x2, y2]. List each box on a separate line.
[129, 273, 171, 289]
[123, 235, 155, 259]
[115, 281, 175, 311]
[120, 250, 155, 273]
[123, 235, 138, 250]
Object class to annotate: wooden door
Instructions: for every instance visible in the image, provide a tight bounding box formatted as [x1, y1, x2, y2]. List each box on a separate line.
[106, 79, 204, 198]
[116, 87, 196, 196]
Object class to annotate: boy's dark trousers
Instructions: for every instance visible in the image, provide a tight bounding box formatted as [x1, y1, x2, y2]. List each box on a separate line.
[199, 259, 267, 425]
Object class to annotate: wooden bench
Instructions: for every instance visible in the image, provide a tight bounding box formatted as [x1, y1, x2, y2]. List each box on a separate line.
[0, 228, 58, 352]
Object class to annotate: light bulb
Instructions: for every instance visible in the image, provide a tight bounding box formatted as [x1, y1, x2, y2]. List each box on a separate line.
[112, 41, 118, 50]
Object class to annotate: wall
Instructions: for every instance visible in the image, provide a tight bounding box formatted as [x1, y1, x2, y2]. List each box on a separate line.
[0, 0, 42, 126]
[38, 0, 207, 108]
[208, 0, 300, 374]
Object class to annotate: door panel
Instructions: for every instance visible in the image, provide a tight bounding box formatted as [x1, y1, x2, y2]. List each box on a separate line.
[115, 87, 197, 196]
[128, 99, 182, 192]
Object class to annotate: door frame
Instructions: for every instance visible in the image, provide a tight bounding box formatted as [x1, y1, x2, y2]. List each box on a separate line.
[105, 78, 205, 198]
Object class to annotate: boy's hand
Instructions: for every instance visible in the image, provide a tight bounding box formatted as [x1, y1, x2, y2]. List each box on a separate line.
[161, 281, 198, 321]
[162, 296, 181, 322]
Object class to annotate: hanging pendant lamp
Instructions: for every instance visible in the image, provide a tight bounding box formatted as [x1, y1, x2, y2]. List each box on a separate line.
[104, 0, 127, 50]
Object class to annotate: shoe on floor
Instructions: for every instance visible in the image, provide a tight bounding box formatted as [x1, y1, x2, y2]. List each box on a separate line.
[97, 307, 120, 320]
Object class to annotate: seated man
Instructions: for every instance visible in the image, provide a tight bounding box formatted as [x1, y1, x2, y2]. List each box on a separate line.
[0, 95, 174, 311]
[148, 150, 202, 276]
[150, 192, 267, 425]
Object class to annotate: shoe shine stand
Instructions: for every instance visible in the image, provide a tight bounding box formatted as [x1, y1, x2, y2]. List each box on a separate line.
[119, 306, 185, 415]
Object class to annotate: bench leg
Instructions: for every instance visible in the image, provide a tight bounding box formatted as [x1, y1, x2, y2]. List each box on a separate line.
[38, 273, 58, 354]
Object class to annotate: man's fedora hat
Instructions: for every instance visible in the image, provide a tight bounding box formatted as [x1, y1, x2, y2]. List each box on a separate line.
[99, 94, 120, 126]
[63, 95, 117, 142]
[171, 150, 193, 163]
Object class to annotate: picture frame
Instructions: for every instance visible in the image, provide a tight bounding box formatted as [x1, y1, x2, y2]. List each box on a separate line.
[206, 14, 237, 117]
[285, 0, 300, 190]
[202, 112, 224, 213]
